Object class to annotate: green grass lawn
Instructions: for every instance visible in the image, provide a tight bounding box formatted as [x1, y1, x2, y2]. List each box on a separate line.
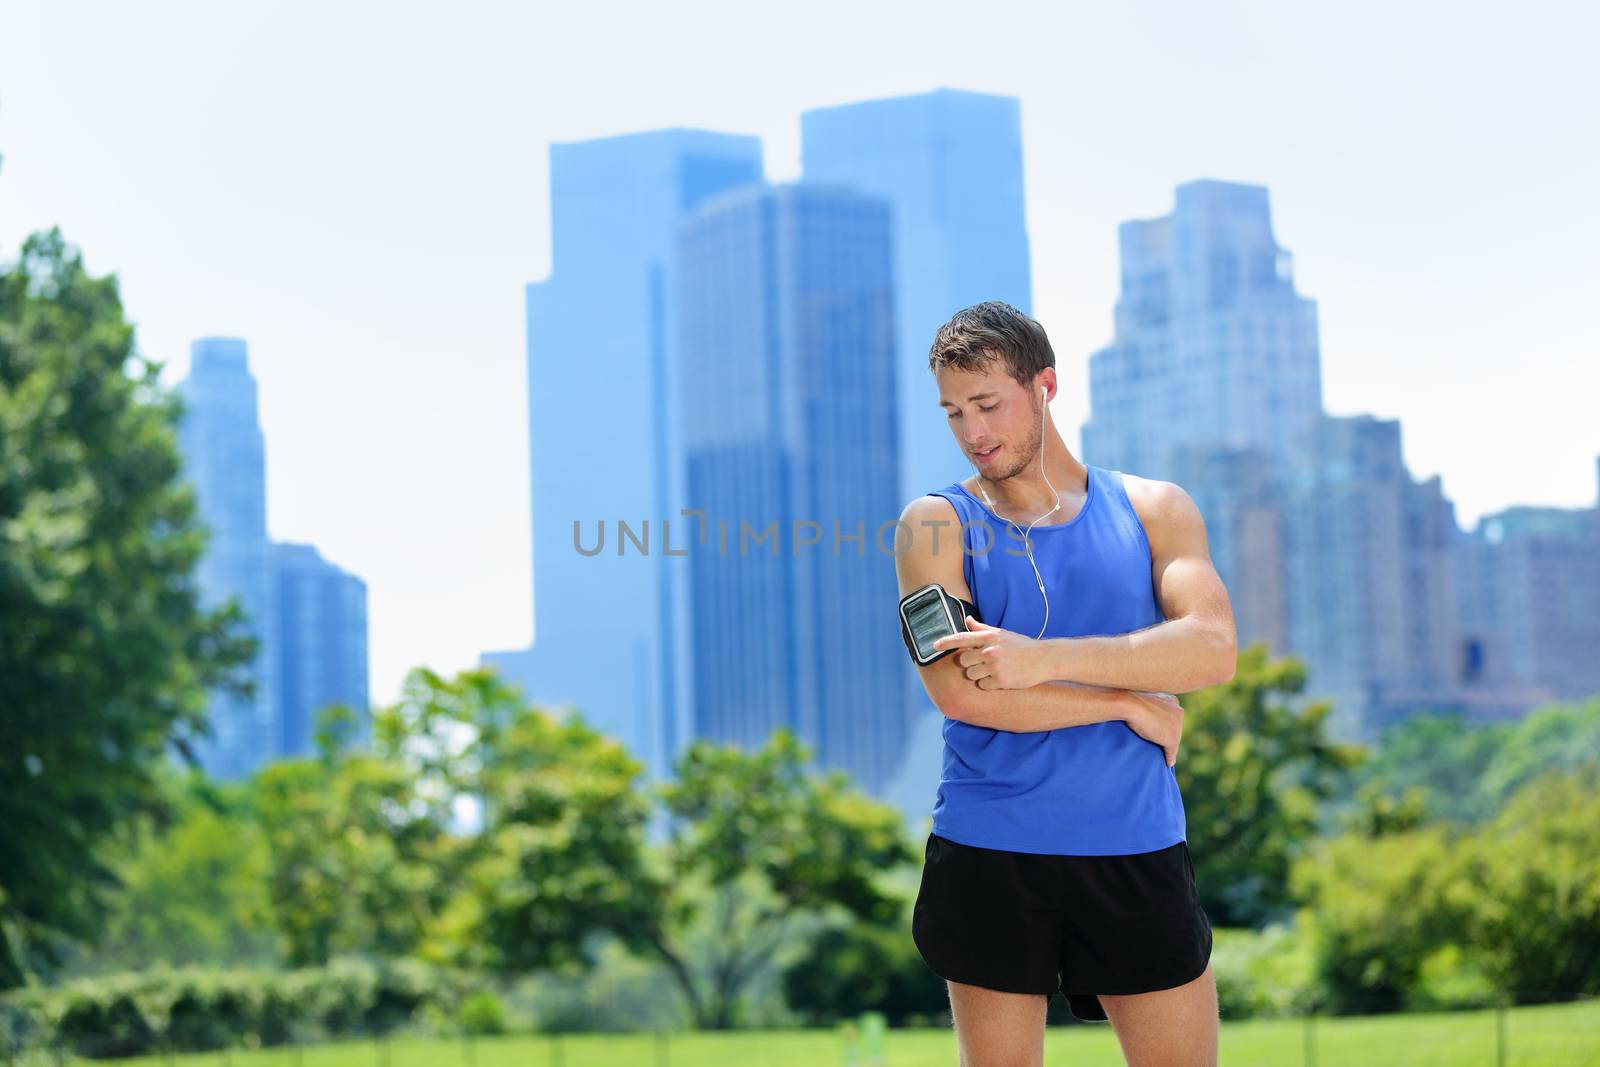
[43, 997, 1600, 1067]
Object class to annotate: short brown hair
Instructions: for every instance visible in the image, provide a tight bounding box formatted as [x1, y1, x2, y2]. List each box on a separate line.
[928, 301, 1056, 388]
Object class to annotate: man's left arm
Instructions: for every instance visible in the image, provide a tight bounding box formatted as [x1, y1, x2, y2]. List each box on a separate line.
[936, 479, 1239, 694]
[1046, 480, 1237, 693]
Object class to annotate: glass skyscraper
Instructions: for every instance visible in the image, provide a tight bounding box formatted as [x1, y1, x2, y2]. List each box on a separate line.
[1082, 180, 1326, 731]
[675, 181, 904, 791]
[1169, 444, 1290, 659]
[801, 89, 1035, 817]
[483, 129, 765, 782]
[1453, 465, 1600, 712]
[272, 541, 370, 757]
[174, 337, 278, 780]
[801, 88, 1034, 506]
[1281, 414, 1462, 740]
[1085, 180, 1596, 740]
[1083, 179, 1323, 482]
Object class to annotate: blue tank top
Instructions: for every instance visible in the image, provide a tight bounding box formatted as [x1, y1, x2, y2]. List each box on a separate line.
[925, 464, 1187, 856]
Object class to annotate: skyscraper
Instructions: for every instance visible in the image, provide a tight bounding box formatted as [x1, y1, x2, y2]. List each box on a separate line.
[1169, 443, 1290, 657]
[1082, 183, 1494, 741]
[801, 88, 1033, 504]
[174, 337, 278, 779]
[1281, 415, 1461, 741]
[1453, 463, 1600, 709]
[482, 129, 765, 782]
[272, 541, 370, 757]
[1083, 179, 1323, 482]
[802, 88, 1034, 815]
[674, 182, 904, 792]
[1081, 180, 1326, 710]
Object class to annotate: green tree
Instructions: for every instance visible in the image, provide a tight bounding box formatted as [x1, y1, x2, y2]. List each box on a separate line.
[1343, 710, 1510, 825]
[433, 667, 660, 980]
[1339, 697, 1600, 829]
[1473, 697, 1600, 814]
[1290, 764, 1600, 1012]
[0, 230, 256, 988]
[644, 730, 915, 1029]
[245, 665, 685, 1019]
[251, 681, 471, 967]
[1337, 779, 1431, 838]
[781, 920, 946, 1027]
[1459, 765, 1600, 1002]
[1289, 824, 1473, 1013]
[62, 766, 278, 975]
[1178, 643, 1365, 927]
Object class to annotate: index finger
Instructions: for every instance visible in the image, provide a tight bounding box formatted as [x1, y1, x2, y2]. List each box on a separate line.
[931, 630, 991, 651]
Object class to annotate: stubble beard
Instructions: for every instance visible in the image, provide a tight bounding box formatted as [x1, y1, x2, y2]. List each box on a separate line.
[989, 397, 1045, 485]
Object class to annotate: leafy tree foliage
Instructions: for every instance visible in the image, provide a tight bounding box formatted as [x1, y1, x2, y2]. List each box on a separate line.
[432, 667, 660, 977]
[1292, 763, 1600, 1011]
[643, 729, 914, 1029]
[781, 920, 945, 1027]
[248, 671, 916, 1030]
[61, 767, 278, 975]
[1328, 696, 1600, 834]
[1342, 710, 1510, 824]
[0, 230, 255, 988]
[1177, 643, 1365, 926]
[1459, 765, 1600, 1000]
[251, 670, 490, 967]
[1290, 824, 1470, 1013]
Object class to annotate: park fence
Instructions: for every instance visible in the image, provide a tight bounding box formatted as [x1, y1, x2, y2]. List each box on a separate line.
[3, 988, 1597, 1066]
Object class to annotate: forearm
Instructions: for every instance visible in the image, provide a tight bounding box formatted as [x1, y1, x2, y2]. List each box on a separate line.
[1042, 617, 1235, 693]
[948, 679, 1133, 733]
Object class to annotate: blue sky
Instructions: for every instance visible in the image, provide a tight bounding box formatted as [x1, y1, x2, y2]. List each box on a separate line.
[3, 0, 1596, 706]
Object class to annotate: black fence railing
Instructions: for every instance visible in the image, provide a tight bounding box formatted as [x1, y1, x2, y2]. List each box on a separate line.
[3, 989, 1597, 1066]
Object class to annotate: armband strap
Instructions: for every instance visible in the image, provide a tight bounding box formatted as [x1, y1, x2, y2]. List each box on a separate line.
[899, 586, 981, 665]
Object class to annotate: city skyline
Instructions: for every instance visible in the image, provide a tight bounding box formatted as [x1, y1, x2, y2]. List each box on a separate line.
[3, 1, 1596, 709]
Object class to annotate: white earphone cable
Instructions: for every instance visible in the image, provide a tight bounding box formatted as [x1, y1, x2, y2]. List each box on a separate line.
[968, 388, 1178, 712]
[972, 386, 1059, 640]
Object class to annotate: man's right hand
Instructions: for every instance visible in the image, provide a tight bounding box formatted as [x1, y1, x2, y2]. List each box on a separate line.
[1123, 690, 1185, 767]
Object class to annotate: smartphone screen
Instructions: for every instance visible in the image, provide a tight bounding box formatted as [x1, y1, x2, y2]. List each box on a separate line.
[905, 588, 956, 662]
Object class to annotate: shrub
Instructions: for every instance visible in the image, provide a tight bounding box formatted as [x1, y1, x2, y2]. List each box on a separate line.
[1209, 922, 1319, 1020]
[781, 922, 946, 1027]
[0, 957, 477, 1058]
[457, 990, 509, 1035]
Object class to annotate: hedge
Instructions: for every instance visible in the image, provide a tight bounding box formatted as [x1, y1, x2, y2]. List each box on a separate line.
[0, 957, 479, 1060]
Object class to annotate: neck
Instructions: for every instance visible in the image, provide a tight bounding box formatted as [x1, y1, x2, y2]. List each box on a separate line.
[972, 425, 1085, 520]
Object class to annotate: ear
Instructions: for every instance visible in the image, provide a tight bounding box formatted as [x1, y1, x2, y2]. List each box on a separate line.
[1038, 372, 1058, 404]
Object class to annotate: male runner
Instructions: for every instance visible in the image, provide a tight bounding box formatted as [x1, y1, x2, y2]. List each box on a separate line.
[894, 301, 1236, 1067]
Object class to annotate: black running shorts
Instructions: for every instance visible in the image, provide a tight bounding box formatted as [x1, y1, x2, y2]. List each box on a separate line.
[911, 832, 1213, 1022]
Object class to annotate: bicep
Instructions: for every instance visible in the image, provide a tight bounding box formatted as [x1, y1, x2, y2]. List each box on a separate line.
[894, 496, 972, 603]
[894, 497, 979, 717]
[1144, 483, 1235, 634]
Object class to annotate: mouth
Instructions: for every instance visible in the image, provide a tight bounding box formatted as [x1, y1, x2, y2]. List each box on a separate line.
[973, 444, 1001, 464]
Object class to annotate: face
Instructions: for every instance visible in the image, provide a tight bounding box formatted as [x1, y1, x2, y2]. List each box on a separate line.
[936, 365, 1050, 481]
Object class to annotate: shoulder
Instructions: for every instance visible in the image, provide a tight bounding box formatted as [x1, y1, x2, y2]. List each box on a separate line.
[899, 490, 964, 527]
[895, 493, 972, 599]
[896, 493, 968, 555]
[1119, 473, 1205, 546]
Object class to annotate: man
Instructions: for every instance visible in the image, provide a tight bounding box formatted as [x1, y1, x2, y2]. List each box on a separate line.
[894, 301, 1236, 1067]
